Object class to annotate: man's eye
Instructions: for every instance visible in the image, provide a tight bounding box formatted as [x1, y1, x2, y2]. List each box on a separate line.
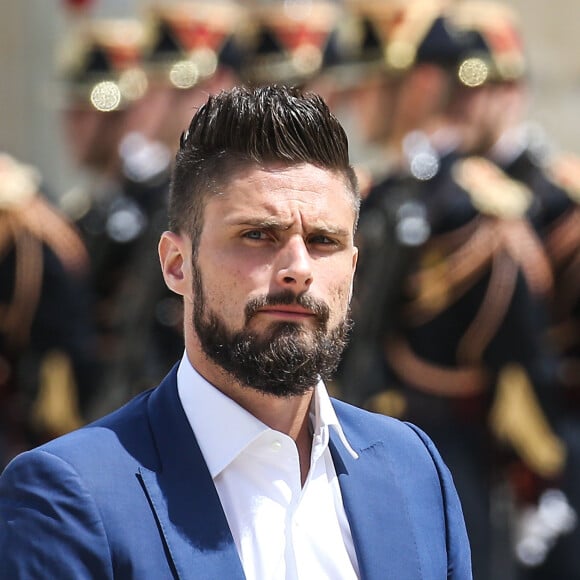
[243, 230, 267, 240]
[310, 235, 337, 246]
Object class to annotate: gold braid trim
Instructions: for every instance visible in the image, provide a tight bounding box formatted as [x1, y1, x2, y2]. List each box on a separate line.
[405, 216, 552, 327]
[1, 192, 88, 350]
[405, 217, 498, 325]
[541, 208, 580, 322]
[457, 249, 518, 364]
[19, 197, 88, 275]
[545, 207, 580, 267]
[0, 216, 44, 349]
[402, 216, 551, 370]
[490, 363, 566, 479]
[385, 338, 489, 397]
[499, 218, 553, 298]
[429, 214, 482, 247]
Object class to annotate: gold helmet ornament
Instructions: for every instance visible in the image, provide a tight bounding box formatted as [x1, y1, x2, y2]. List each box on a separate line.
[58, 19, 149, 112]
[448, 1, 527, 87]
[144, 1, 249, 90]
[242, 0, 341, 86]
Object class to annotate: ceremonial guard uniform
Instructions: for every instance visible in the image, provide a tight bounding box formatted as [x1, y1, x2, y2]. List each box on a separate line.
[333, 3, 567, 577]
[500, 146, 580, 580]
[533, 155, 580, 579]
[351, 149, 562, 580]
[445, 3, 580, 575]
[0, 153, 99, 467]
[142, 0, 250, 148]
[487, 106, 580, 580]
[543, 156, 580, 396]
[59, 19, 179, 415]
[59, 6, 253, 416]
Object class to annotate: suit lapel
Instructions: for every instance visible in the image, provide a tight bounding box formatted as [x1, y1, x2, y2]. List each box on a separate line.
[139, 370, 245, 580]
[137, 373, 422, 579]
[330, 416, 421, 580]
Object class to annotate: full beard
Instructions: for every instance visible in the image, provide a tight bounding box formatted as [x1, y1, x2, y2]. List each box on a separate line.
[192, 264, 351, 398]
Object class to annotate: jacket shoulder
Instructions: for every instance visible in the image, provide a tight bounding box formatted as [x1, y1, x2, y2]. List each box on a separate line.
[0, 385, 171, 579]
[332, 397, 437, 453]
[18, 386, 156, 474]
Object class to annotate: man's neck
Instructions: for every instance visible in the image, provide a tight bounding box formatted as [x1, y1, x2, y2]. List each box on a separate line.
[188, 349, 315, 482]
[233, 388, 314, 486]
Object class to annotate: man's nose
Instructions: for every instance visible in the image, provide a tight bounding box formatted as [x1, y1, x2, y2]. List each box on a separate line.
[275, 236, 313, 291]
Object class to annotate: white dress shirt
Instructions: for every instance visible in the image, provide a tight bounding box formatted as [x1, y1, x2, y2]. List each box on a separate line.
[177, 353, 360, 580]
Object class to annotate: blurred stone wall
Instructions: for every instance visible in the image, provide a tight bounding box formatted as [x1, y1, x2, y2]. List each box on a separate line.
[0, 0, 579, 196]
[0, 1, 70, 196]
[510, 0, 580, 153]
[0, 0, 139, 198]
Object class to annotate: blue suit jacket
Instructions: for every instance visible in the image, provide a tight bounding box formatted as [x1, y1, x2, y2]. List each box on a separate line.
[0, 367, 471, 579]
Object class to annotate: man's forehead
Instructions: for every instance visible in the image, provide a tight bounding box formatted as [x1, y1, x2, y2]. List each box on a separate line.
[212, 163, 355, 207]
[221, 161, 344, 184]
[196, 162, 359, 236]
[215, 166, 355, 210]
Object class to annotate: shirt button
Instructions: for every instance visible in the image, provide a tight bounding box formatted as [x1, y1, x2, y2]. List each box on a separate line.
[271, 440, 282, 452]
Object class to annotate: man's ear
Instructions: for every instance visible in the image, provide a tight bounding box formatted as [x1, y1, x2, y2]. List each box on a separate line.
[158, 231, 190, 297]
[349, 246, 358, 304]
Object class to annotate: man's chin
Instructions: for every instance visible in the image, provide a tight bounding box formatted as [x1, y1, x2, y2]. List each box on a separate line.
[243, 381, 316, 399]
[252, 319, 316, 342]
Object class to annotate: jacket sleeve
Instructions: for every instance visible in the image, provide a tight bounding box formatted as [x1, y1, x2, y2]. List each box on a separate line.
[0, 449, 113, 579]
[405, 423, 473, 580]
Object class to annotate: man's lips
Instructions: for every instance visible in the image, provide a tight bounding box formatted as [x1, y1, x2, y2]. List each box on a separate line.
[256, 306, 316, 320]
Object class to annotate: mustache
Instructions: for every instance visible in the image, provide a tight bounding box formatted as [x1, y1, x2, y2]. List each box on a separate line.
[245, 290, 330, 325]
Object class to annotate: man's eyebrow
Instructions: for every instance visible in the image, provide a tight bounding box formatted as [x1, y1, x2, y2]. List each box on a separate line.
[228, 217, 292, 230]
[309, 225, 351, 238]
[227, 216, 351, 238]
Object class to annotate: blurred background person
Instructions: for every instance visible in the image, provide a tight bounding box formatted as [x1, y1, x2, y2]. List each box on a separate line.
[137, 0, 250, 153]
[240, 0, 340, 87]
[329, 1, 567, 577]
[57, 16, 176, 416]
[444, 2, 580, 576]
[0, 152, 100, 468]
[57, 3, 251, 417]
[239, 0, 384, 197]
[120, 0, 252, 402]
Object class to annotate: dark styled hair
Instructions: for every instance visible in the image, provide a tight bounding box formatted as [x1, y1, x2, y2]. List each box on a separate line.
[168, 85, 359, 251]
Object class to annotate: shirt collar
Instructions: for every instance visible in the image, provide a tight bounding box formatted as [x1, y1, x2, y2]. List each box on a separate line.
[176, 352, 358, 479]
[310, 378, 359, 460]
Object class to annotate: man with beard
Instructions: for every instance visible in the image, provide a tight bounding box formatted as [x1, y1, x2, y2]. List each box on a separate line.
[0, 85, 471, 579]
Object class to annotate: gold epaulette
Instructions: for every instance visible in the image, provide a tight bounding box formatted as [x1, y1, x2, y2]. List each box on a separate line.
[490, 363, 566, 479]
[452, 156, 533, 218]
[547, 152, 580, 205]
[0, 152, 89, 276]
[32, 350, 84, 436]
[0, 154, 89, 350]
[0, 153, 40, 209]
